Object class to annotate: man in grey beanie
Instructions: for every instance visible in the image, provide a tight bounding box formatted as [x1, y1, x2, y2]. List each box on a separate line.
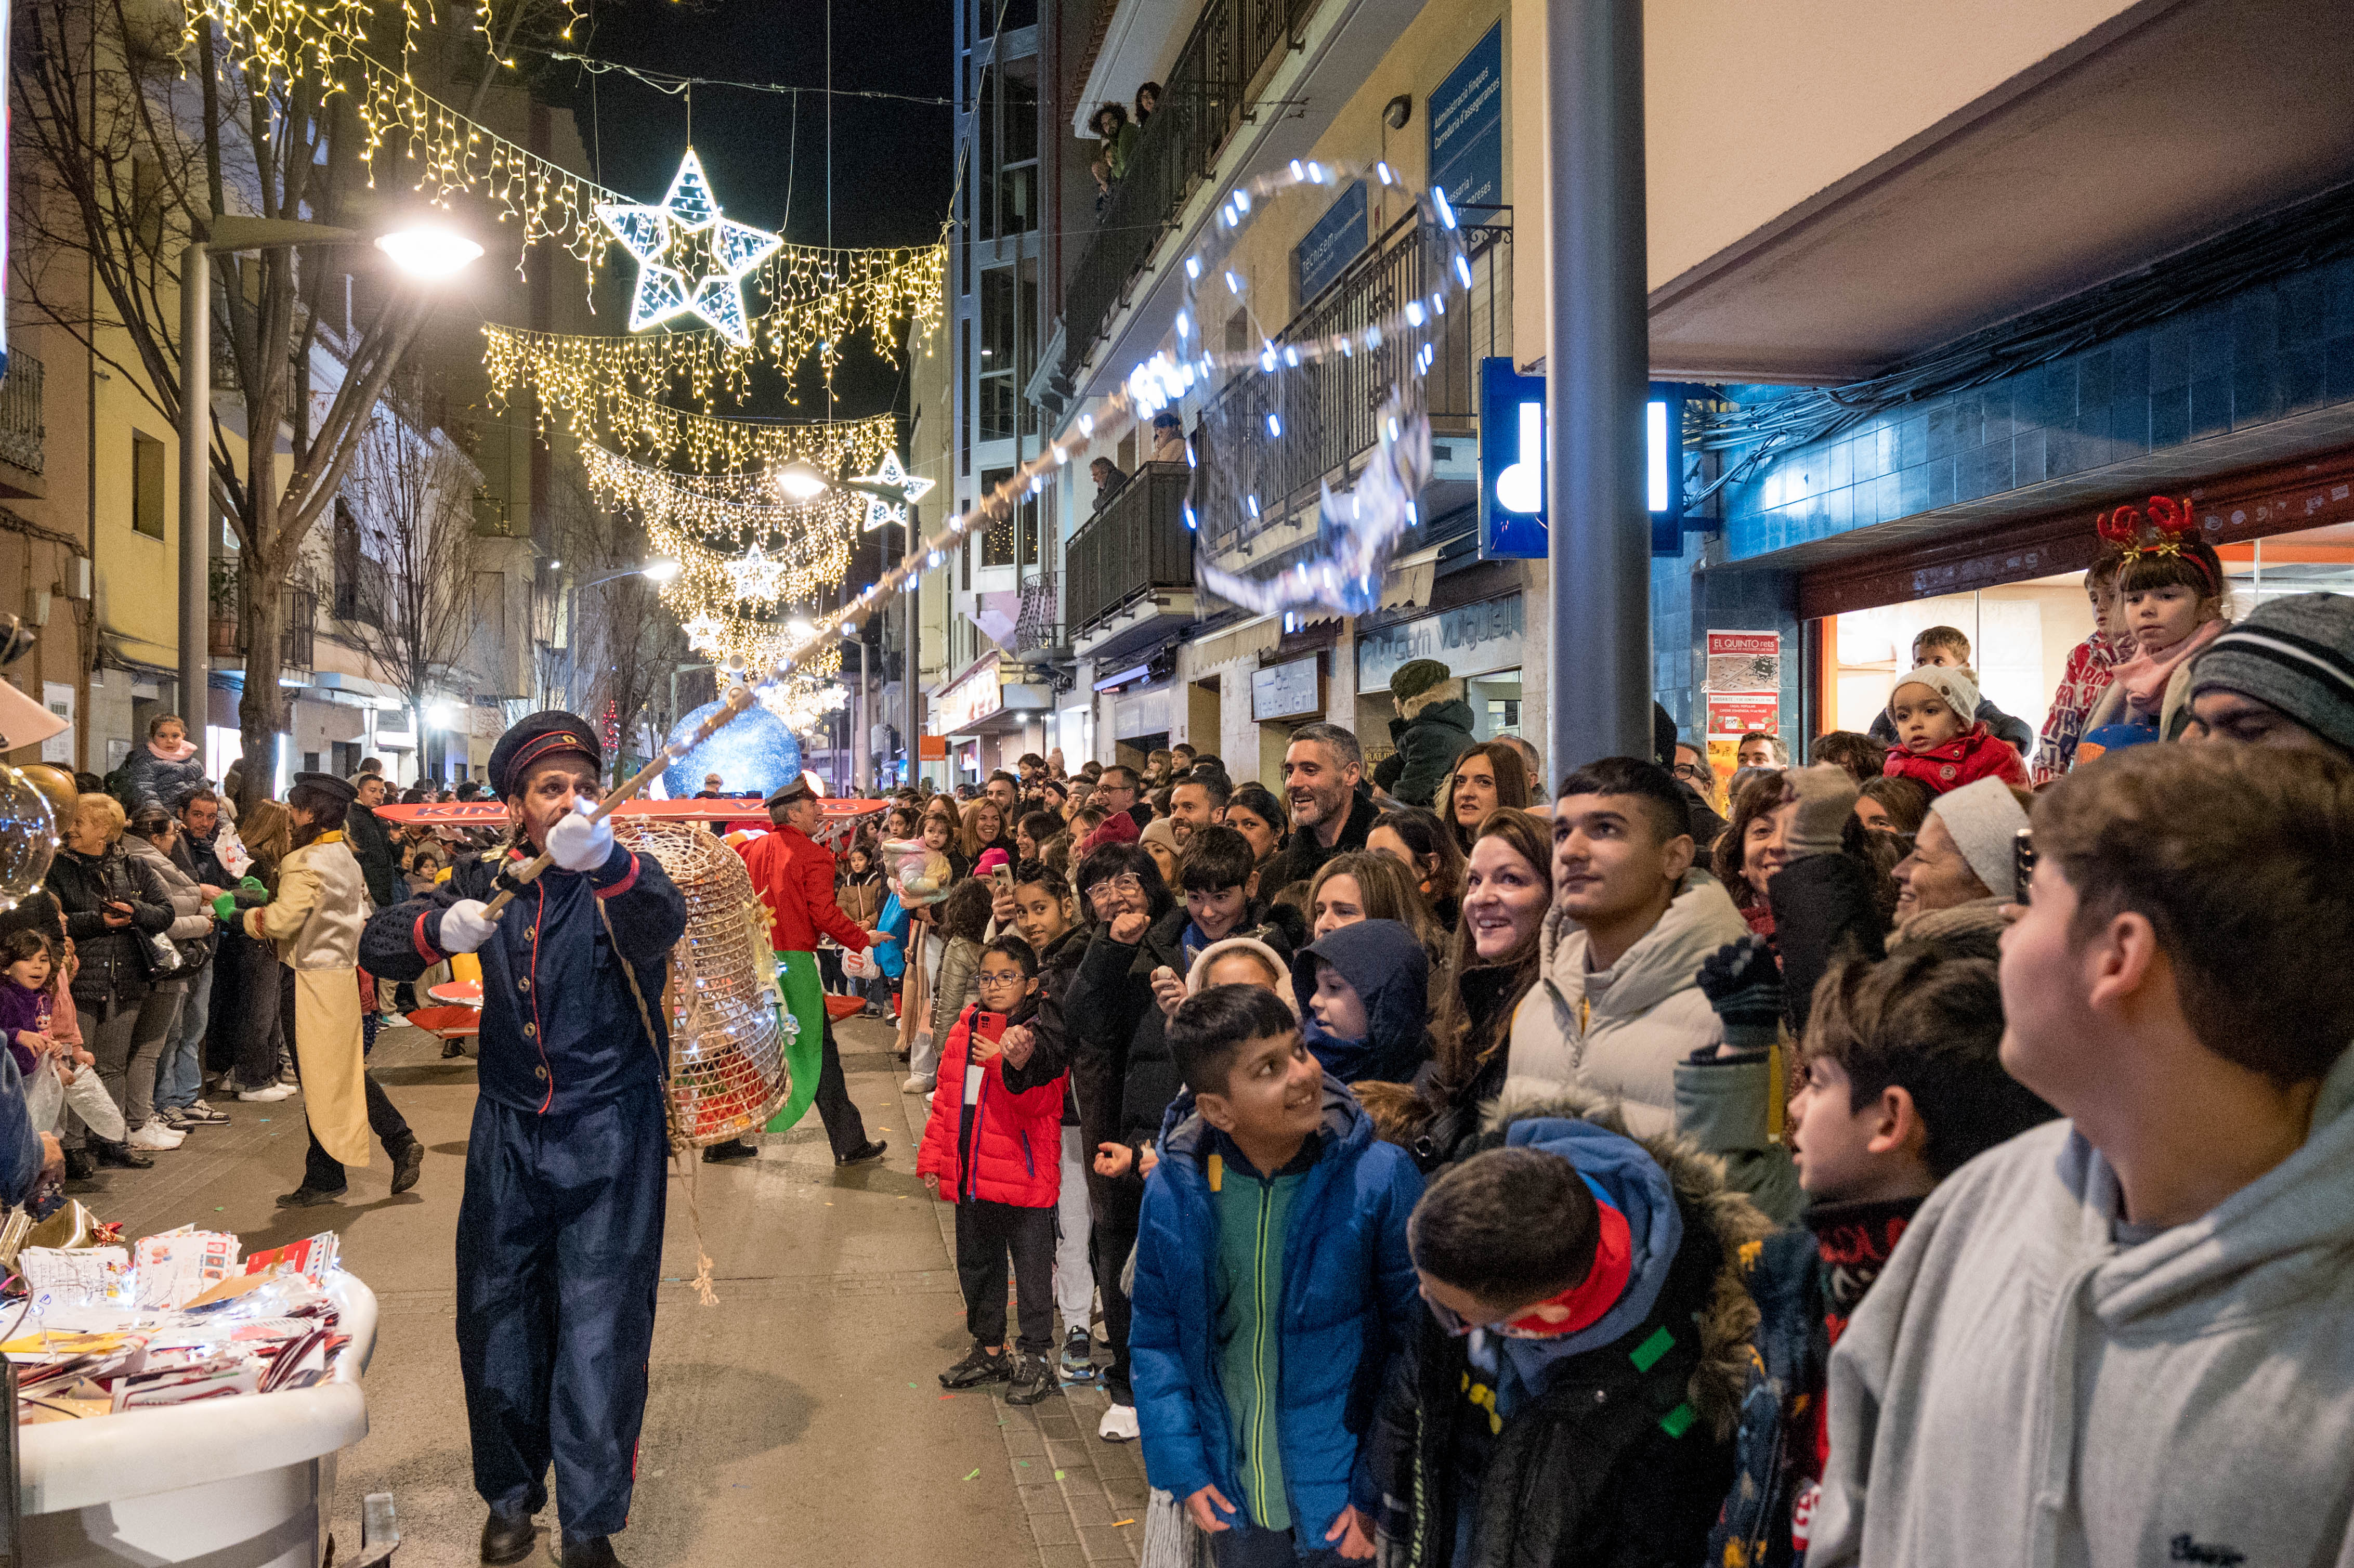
[2183, 592, 2354, 756]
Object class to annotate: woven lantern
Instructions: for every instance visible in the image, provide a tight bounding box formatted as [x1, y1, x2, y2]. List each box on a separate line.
[615, 818, 791, 1146]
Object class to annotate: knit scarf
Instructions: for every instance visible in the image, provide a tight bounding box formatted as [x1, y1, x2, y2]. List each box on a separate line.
[2109, 615, 2225, 717]
[1802, 1195, 1924, 1486]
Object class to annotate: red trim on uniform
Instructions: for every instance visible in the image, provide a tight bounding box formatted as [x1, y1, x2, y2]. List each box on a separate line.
[531, 881, 553, 1114]
[593, 850, 640, 900]
[412, 910, 442, 965]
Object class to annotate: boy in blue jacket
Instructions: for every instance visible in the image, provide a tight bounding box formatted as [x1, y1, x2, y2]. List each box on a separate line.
[1130, 984, 1423, 1565]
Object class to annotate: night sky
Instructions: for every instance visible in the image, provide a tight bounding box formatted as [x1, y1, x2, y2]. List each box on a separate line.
[540, 0, 957, 419]
[534, 0, 959, 613]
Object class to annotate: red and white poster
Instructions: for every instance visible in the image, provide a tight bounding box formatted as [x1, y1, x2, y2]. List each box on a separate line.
[1703, 631, 1782, 799]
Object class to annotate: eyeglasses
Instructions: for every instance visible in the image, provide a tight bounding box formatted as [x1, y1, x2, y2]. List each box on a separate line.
[1086, 873, 1144, 903]
[1670, 762, 1710, 785]
[976, 970, 1029, 989]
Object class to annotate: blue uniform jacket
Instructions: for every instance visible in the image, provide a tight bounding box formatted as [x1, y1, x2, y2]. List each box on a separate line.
[360, 839, 688, 1117]
[1129, 1074, 1423, 1541]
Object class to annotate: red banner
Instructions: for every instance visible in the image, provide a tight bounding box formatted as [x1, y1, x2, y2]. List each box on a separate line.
[370, 798, 889, 826]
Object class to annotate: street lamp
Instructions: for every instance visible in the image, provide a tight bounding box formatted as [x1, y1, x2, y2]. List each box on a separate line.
[178, 215, 481, 743]
[774, 465, 830, 503]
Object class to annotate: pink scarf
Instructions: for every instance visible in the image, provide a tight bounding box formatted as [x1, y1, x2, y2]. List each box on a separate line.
[2109, 616, 2224, 717]
[147, 737, 198, 763]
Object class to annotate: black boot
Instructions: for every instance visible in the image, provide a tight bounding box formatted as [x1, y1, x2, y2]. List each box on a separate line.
[558, 1536, 627, 1568]
[62, 1147, 95, 1181]
[479, 1507, 536, 1565]
[389, 1136, 425, 1195]
[93, 1141, 152, 1170]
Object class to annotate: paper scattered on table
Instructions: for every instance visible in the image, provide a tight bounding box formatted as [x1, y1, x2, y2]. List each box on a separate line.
[133, 1227, 241, 1309]
[20, 1246, 132, 1309]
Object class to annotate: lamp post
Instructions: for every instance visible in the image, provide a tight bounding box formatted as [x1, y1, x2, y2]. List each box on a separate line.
[177, 216, 482, 753]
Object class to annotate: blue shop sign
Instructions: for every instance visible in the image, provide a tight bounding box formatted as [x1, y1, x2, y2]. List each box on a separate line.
[1477, 358, 1694, 559]
[1294, 180, 1368, 304]
[1430, 23, 1505, 213]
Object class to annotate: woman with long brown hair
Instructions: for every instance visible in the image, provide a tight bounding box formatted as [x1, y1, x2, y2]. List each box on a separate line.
[1355, 807, 1551, 1170]
[1304, 850, 1445, 963]
[1366, 805, 1466, 933]
[1437, 740, 1533, 853]
[1712, 769, 1797, 937]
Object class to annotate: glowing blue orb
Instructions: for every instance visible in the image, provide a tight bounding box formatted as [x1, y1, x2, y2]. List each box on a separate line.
[660, 699, 802, 802]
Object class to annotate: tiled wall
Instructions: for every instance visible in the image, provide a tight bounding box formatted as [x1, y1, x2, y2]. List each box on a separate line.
[1649, 254, 2354, 733]
[1717, 255, 2354, 560]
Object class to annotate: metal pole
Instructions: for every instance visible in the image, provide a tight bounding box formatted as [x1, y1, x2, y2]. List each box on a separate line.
[904, 513, 920, 788]
[1545, 0, 1652, 780]
[177, 242, 211, 739]
[854, 645, 872, 792]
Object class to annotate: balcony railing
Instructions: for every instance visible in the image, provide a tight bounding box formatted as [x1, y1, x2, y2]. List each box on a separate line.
[0, 352, 45, 474]
[1014, 570, 1062, 652]
[1198, 207, 1512, 551]
[1058, 0, 1315, 386]
[1065, 463, 1196, 637]
[225, 586, 316, 670]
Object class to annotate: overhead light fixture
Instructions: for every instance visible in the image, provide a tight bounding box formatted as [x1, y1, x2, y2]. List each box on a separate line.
[374, 227, 485, 280]
[775, 465, 829, 503]
[641, 558, 683, 584]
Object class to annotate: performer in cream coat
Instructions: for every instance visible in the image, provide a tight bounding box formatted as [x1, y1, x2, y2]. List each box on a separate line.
[241, 772, 423, 1206]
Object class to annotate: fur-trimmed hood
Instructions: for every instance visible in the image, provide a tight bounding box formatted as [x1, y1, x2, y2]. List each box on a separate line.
[1398, 680, 1467, 722]
[1477, 1083, 1771, 1442]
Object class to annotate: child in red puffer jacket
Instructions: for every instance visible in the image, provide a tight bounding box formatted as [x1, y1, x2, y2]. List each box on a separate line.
[919, 933, 1069, 1405]
[1881, 664, 2027, 795]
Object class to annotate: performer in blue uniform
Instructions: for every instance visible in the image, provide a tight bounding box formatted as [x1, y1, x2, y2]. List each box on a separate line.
[361, 713, 687, 1568]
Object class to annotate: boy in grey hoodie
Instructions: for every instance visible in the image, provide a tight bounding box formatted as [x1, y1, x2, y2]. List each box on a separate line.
[1813, 742, 2354, 1568]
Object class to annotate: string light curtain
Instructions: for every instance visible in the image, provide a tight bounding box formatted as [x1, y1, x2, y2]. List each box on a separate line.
[509, 368, 897, 474]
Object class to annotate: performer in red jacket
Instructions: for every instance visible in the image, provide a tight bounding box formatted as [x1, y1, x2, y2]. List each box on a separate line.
[719, 777, 889, 1168]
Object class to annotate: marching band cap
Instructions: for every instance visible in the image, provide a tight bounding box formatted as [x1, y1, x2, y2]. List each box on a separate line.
[289, 771, 357, 806]
[488, 711, 603, 799]
[765, 775, 820, 809]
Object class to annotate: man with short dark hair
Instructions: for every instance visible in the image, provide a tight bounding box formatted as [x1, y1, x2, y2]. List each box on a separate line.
[1814, 743, 2354, 1566]
[157, 788, 231, 1128]
[344, 771, 404, 911]
[1264, 722, 1378, 891]
[1165, 775, 1228, 847]
[1507, 758, 1748, 1145]
[987, 769, 1021, 819]
[1079, 765, 1146, 855]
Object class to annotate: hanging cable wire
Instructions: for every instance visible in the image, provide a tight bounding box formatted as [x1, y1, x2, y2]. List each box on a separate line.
[538, 46, 956, 107]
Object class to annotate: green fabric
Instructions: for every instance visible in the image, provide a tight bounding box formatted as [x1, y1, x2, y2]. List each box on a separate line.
[1213, 1159, 1304, 1532]
[764, 949, 827, 1133]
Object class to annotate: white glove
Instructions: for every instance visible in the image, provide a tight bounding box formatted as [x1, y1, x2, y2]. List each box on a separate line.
[545, 801, 615, 873]
[438, 898, 496, 955]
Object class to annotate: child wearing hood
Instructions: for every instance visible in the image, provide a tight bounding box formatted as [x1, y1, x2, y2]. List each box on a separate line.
[1129, 984, 1423, 1563]
[1369, 1099, 1768, 1567]
[1291, 918, 1433, 1086]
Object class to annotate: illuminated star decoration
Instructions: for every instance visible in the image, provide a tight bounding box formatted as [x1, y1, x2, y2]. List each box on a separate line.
[594, 149, 783, 348]
[852, 449, 936, 530]
[683, 612, 724, 651]
[723, 544, 790, 603]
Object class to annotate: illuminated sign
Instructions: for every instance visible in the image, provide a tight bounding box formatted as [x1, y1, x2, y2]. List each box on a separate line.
[935, 653, 1006, 733]
[1477, 359, 1690, 559]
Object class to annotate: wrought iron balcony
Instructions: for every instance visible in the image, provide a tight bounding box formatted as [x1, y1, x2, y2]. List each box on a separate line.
[1197, 207, 1512, 552]
[1064, 463, 1196, 646]
[1058, 0, 1314, 389]
[0, 352, 45, 474]
[1014, 571, 1063, 653]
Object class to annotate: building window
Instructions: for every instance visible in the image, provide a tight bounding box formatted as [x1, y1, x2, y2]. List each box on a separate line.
[995, 58, 1038, 240]
[332, 501, 360, 620]
[979, 267, 1016, 442]
[981, 466, 1015, 567]
[960, 318, 974, 475]
[132, 431, 165, 539]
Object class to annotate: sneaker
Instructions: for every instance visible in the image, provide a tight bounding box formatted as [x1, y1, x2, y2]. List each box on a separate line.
[1097, 1403, 1140, 1442]
[181, 1101, 231, 1125]
[900, 1075, 935, 1094]
[940, 1344, 1013, 1390]
[1061, 1326, 1097, 1379]
[159, 1106, 192, 1131]
[128, 1119, 184, 1151]
[238, 1083, 294, 1102]
[1007, 1352, 1056, 1405]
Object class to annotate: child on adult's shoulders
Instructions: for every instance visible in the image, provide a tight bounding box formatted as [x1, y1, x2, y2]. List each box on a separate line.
[1880, 664, 2028, 794]
[1128, 984, 1423, 1565]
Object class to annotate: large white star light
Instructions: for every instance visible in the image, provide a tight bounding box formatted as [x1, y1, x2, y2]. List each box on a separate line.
[852, 450, 936, 530]
[594, 149, 783, 348]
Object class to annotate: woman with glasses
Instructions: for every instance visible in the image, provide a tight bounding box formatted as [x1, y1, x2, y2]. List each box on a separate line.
[1064, 842, 1180, 1443]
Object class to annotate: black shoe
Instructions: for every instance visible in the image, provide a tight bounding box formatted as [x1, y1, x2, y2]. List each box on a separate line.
[479, 1508, 536, 1565]
[834, 1139, 887, 1168]
[940, 1343, 1013, 1389]
[1007, 1351, 1056, 1405]
[93, 1141, 152, 1170]
[441, 1039, 467, 1059]
[275, 1184, 346, 1208]
[389, 1138, 425, 1195]
[62, 1147, 95, 1181]
[557, 1536, 626, 1568]
[701, 1138, 758, 1164]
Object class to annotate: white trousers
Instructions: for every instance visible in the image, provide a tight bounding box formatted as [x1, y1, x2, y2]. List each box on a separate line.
[1055, 1125, 1095, 1331]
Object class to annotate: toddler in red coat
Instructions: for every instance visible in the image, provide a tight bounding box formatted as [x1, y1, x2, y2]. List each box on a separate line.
[1881, 664, 2028, 794]
[920, 934, 1070, 1405]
